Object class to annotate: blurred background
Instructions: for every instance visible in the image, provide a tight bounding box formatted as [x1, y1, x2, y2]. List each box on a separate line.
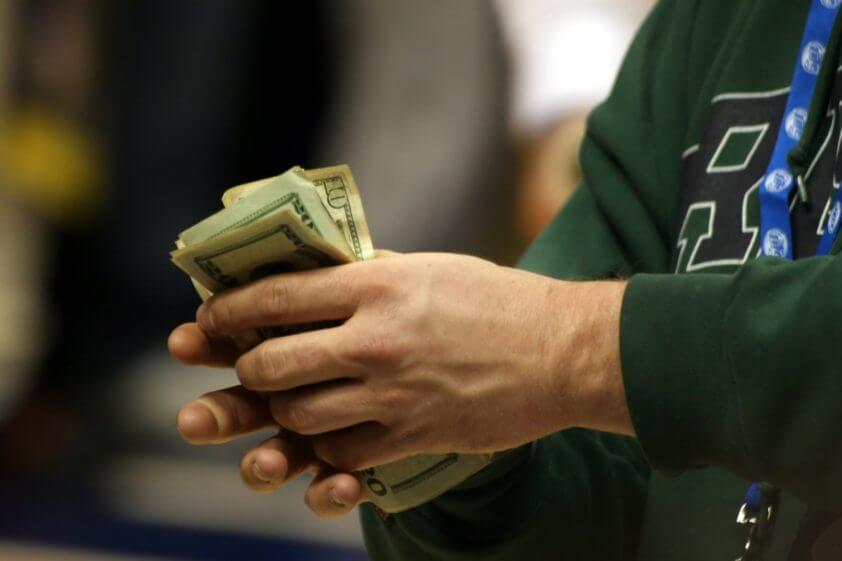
[0, 1, 652, 559]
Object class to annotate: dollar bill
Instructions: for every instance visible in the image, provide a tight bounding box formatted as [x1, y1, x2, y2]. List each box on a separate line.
[359, 453, 497, 513]
[303, 165, 375, 261]
[172, 208, 351, 294]
[172, 207, 352, 349]
[174, 165, 493, 512]
[175, 239, 213, 303]
[222, 165, 374, 261]
[180, 168, 352, 259]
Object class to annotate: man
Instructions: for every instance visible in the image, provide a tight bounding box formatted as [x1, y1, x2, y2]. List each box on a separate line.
[169, 0, 842, 559]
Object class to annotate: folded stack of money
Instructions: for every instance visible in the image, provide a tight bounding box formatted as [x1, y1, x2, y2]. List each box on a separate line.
[171, 165, 493, 512]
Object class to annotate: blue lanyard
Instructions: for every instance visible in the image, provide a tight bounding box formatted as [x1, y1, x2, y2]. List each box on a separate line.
[743, 2, 841, 558]
[759, 0, 841, 259]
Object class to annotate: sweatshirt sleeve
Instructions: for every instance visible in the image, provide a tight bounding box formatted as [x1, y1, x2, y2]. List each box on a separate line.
[622, 254, 842, 510]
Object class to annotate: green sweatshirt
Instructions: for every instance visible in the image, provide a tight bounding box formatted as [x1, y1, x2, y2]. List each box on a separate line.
[361, 1, 842, 559]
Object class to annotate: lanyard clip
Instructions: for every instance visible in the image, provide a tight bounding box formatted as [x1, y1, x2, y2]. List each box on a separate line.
[796, 175, 810, 206]
[735, 484, 780, 561]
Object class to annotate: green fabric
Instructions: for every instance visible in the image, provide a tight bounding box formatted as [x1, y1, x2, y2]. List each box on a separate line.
[362, 1, 842, 559]
[624, 256, 842, 507]
[361, 431, 649, 560]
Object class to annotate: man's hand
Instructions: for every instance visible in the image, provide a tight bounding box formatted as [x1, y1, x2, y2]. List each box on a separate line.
[169, 252, 633, 516]
[168, 327, 366, 517]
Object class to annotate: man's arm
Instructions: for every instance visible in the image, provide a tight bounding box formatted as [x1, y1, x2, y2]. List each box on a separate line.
[621, 255, 842, 509]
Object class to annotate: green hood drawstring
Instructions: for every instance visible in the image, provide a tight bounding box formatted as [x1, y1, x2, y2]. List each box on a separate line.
[788, 10, 842, 207]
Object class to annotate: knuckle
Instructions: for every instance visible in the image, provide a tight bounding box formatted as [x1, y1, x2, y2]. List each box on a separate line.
[256, 344, 284, 386]
[208, 297, 234, 332]
[358, 263, 400, 302]
[262, 278, 293, 319]
[236, 345, 280, 389]
[377, 387, 410, 418]
[347, 330, 402, 366]
[278, 399, 319, 434]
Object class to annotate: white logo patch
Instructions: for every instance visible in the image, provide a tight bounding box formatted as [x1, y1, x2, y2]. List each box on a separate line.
[763, 228, 790, 257]
[829, 201, 842, 234]
[802, 41, 825, 75]
[764, 169, 793, 193]
[785, 107, 808, 140]
[821, 0, 842, 9]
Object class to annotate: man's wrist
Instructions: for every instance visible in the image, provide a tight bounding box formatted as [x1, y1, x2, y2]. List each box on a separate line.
[549, 279, 634, 436]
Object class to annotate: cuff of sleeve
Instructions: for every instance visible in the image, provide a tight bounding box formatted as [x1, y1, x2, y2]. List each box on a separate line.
[620, 272, 747, 473]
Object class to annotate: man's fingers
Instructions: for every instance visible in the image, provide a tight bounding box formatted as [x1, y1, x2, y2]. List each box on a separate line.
[268, 380, 377, 435]
[235, 327, 360, 391]
[240, 434, 365, 518]
[196, 266, 364, 337]
[168, 323, 241, 367]
[304, 470, 365, 518]
[240, 433, 316, 493]
[178, 385, 274, 444]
